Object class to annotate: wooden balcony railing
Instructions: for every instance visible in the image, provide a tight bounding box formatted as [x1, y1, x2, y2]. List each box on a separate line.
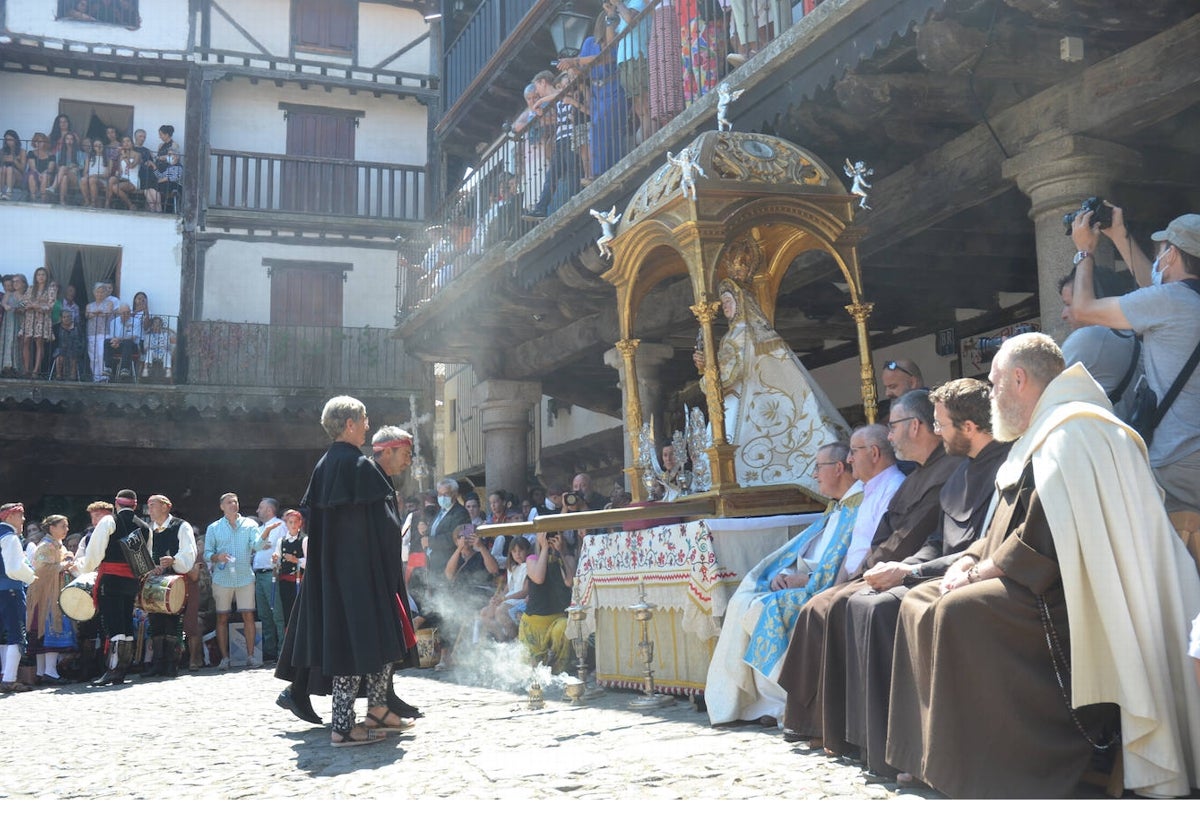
[443, 0, 542, 111]
[184, 322, 427, 391]
[208, 149, 426, 221]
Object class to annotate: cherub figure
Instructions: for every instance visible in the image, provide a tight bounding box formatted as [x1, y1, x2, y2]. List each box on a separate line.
[667, 147, 707, 202]
[843, 158, 874, 210]
[589, 205, 621, 259]
[716, 82, 744, 132]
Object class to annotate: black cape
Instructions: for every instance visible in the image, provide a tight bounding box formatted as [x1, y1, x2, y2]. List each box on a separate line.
[275, 442, 414, 691]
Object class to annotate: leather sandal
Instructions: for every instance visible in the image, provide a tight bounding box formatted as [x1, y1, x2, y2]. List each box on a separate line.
[331, 725, 387, 747]
[364, 709, 413, 733]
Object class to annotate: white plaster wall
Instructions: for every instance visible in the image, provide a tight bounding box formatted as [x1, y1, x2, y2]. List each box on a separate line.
[0, 72, 186, 145]
[0, 204, 183, 314]
[5, 0, 190, 51]
[808, 334, 956, 412]
[539, 398, 621, 449]
[207, 0, 290, 56]
[359, 4, 430, 75]
[209, 76, 427, 165]
[202, 239, 398, 328]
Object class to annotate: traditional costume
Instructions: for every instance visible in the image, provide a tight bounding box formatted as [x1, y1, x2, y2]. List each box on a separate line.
[0, 505, 35, 691]
[143, 508, 196, 678]
[716, 280, 849, 494]
[705, 481, 863, 724]
[27, 535, 76, 681]
[886, 365, 1200, 798]
[841, 439, 1010, 775]
[778, 446, 961, 746]
[78, 494, 142, 686]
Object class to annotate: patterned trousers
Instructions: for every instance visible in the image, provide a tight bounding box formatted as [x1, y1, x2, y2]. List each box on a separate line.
[331, 670, 388, 733]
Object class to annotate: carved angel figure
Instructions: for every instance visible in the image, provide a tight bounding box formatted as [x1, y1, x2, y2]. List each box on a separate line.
[667, 147, 706, 202]
[716, 83, 744, 132]
[843, 158, 874, 210]
[589, 206, 621, 259]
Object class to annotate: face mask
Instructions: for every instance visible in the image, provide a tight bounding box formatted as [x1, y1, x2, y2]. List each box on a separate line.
[437, 495, 453, 511]
[1151, 248, 1168, 286]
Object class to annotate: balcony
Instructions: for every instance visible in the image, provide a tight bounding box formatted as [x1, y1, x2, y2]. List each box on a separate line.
[185, 322, 426, 393]
[206, 149, 426, 235]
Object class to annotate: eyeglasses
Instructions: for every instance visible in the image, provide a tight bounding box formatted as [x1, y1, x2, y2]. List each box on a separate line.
[811, 461, 840, 474]
[886, 416, 918, 428]
[885, 361, 917, 378]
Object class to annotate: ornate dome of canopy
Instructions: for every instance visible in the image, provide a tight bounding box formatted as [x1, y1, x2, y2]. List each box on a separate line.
[619, 131, 848, 231]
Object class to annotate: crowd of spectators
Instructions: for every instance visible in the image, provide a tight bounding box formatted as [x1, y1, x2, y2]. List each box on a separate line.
[0, 272, 175, 382]
[1, 115, 181, 212]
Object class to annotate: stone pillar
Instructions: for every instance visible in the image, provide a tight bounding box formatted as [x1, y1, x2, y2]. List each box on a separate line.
[1003, 135, 1141, 343]
[603, 342, 676, 493]
[477, 379, 541, 497]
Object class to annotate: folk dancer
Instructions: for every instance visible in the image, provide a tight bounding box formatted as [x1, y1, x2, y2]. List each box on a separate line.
[0, 503, 35, 693]
[77, 489, 142, 687]
[143, 494, 196, 679]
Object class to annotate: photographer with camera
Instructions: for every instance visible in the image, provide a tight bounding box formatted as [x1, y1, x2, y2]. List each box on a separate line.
[1071, 206, 1200, 512]
[518, 531, 577, 673]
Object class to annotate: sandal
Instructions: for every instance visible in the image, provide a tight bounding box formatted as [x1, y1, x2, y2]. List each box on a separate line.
[330, 725, 387, 747]
[364, 709, 414, 734]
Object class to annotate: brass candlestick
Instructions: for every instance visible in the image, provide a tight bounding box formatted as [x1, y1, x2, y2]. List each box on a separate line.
[566, 601, 603, 703]
[627, 580, 673, 709]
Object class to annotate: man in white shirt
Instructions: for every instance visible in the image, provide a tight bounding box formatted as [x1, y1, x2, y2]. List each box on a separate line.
[0, 503, 35, 693]
[107, 304, 142, 380]
[143, 494, 196, 679]
[252, 498, 285, 663]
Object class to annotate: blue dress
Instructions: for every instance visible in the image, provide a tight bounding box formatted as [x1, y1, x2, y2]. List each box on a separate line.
[581, 37, 629, 177]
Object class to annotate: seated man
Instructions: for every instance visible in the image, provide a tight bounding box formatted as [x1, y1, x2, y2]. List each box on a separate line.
[778, 393, 963, 750]
[107, 304, 141, 379]
[887, 333, 1200, 798]
[705, 441, 862, 725]
[840, 379, 1010, 776]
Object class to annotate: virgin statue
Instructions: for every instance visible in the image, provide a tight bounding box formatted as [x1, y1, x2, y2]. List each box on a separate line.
[697, 277, 849, 497]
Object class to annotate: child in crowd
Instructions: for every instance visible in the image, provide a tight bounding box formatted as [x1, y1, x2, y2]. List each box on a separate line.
[55, 309, 83, 380]
[142, 315, 175, 379]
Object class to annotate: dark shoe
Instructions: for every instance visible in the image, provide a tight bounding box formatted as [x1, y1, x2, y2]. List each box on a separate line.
[782, 729, 804, 743]
[90, 668, 124, 687]
[276, 687, 322, 726]
[39, 675, 69, 686]
[387, 695, 423, 720]
[521, 209, 546, 221]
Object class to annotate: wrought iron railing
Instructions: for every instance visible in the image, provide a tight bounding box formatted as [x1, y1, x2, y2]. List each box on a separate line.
[400, 0, 806, 317]
[208, 149, 426, 221]
[443, 0, 543, 110]
[184, 322, 426, 391]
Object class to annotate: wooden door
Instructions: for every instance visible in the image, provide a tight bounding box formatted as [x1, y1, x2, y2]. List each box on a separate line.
[281, 109, 357, 215]
[269, 266, 344, 386]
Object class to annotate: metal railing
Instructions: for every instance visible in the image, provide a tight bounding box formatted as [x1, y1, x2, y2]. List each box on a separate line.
[401, 0, 805, 317]
[208, 149, 426, 221]
[443, 0, 542, 110]
[184, 322, 426, 391]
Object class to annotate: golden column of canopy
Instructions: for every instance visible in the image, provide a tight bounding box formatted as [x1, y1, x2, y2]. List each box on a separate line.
[845, 301, 878, 424]
[690, 298, 738, 491]
[615, 337, 647, 501]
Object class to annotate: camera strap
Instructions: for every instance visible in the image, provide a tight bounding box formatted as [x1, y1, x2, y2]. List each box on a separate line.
[1107, 333, 1141, 405]
[1147, 279, 1200, 430]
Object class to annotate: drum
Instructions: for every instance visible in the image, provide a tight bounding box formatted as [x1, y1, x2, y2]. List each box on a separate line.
[140, 574, 187, 615]
[60, 572, 98, 622]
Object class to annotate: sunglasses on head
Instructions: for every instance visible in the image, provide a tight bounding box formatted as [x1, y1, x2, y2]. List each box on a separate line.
[885, 361, 916, 378]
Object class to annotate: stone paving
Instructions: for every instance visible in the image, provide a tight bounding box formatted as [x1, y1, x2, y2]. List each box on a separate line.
[0, 659, 940, 801]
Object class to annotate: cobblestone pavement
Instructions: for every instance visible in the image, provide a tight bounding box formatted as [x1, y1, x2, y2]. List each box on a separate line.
[0, 660, 942, 801]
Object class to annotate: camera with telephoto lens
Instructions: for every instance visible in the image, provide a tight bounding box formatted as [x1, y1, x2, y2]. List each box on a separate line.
[562, 491, 582, 507]
[1062, 197, 1112, 236]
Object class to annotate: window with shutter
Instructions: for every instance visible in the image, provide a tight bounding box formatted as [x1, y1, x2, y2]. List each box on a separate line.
[292, 0, 357, 56]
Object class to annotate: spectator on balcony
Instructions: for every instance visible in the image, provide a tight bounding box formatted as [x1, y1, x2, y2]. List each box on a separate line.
[108, 304, 142, 380]
[54, 308, 84, 381]
[1, 275, 24, 376]
[132, 129, 161, 213]
[108, 136, 143, 210]
[726, 0, 766, 67]
[131, 291, 150, 336]
[612, 0, 652, 141]
[153, 125, 183, 211]
[25, 134, 57, 202]
[514, 83, 551, 218]
[103, 125, 122, 169]
[50, 132, 85, 204]
[47, 114, 73, 155]
[142, 316, 175, 380]
[21, 267, 57, 379]
[0, 130, 27, 200]
[647, 0, 684, 130]
[682, 0, 726, 107]
[81, 138, 111, 208]
[521, 70, 585, 220]
[558, 13, 630, 179]
[85, 281, 118, 382]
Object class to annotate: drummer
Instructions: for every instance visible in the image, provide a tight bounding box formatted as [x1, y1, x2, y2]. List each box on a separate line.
[77, 489, 143, 687]
[143, 494, 196, 679]
[1, 503, 35, 693]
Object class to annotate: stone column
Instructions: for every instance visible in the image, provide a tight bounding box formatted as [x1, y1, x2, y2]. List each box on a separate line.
[477, 379, 541, 497]
[1003, 135, 1141, 343]
[603, 341, 676, 493]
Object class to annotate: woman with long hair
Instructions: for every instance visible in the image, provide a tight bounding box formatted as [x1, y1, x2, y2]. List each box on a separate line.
[25, 133, 57, 202]
[0, 130, 26, 199]
[21, 267, 57, 378]
[50, 131, 85, 203]
[80, 138, 110, 208]
[1, 275, 26, 376]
